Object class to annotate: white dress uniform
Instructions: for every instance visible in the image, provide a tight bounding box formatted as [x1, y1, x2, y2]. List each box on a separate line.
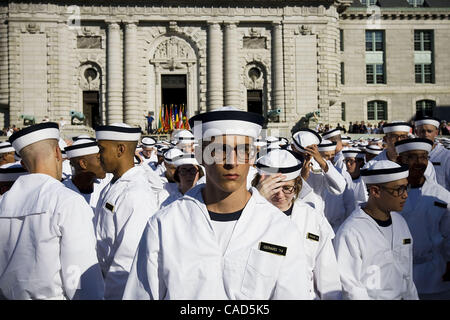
[307, 160, 347, 233]
[94, 165, 159, 300]
[289, 199, 342, 299]
[0, 174, 104, 299]
[61, 159, 72, 180]
[123, 185, 311, 300]
[62, 174, 112, 214]
[334, 207, 418, 300]
[298, 178, 325, 215]
[396, 179, 450, 296]
[429, 142, 450, 191]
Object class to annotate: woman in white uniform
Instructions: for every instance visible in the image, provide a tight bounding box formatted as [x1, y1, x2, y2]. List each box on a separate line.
[123, 106, 310, 300]
[252, 149, 342, 300]
[334, 160, 418, 300]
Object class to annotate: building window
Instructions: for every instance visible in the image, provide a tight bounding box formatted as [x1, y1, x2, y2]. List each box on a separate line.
[416, 100, 435, 117]
[408, 0, 424, 7]
[366, 31, 384, 52]
[366, 64, 385, 84]
[414, 30, 432, 51]
[341, 62, 345, 85]
[367, 100, 387, 121]
[361, 0, 377, 6]
[415, 64, 433, 84]
[340, 29, 344, 51]
[341, 102, 346, 121]
[414, 30, 434, 84]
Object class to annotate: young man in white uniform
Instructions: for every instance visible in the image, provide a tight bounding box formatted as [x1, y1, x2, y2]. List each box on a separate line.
[395, 138, 450, 299]
[94, 123, 158, 300]
[334, 160, 418, 300]
[415, 116, 450, 191]
[367, 121, 436, 183]
[0, 122, 104, 299]
[63, 139, 110, 213]
[123, 107, 310, 300]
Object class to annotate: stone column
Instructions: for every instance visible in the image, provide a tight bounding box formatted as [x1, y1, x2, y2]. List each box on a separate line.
[124, 22, 139, 125]
[57, 23, 70, 122]
[223, 22, 240, 107]
[207, 22, 223, 110]
[106, 22, 123, 124]
[272, 22, 285, 111]
[0, 19, 9, 127]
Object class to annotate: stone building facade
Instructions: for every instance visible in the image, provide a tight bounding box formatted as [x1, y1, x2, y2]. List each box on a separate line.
[340, 0, 450, 127]
[0, 0, 448, 137]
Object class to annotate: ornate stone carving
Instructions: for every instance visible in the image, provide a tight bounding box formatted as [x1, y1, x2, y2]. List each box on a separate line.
[25, 23, 41, 34]
[243, 37, 267, 49]
[152, 36, 195, 61]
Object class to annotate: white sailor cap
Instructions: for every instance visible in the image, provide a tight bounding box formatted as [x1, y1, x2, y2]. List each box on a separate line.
[95, 123, 141, 141]
[189, 106, 264, 141]
[382, 121, 412, 134]
[415, 116, 440, 129]
[256, 149, 302, 181]
[141, 137, 156, 147]
[157, 146, 171, 156]
[395, 138, 433, 154]
[322, 128, 341, 140]
[366, 144, 383, 155]
[318, 139, 337, 152]
[172, 153, 199, 167]
[361, 160, 409, 184]
[292, 129, 322, 153]
[14, 151, 21, 162]
[0, 141, 15, 154]
[72, 134, 96, 142]
[0, 163, 28, 182]
[65, 139, 100, 159]
[9, 122, 60, 154]
[173, 130, 195, 144]
[343, 148, 366, 159]
[341, 136, 351, 142]
[279, 137, 289, 146]
[163, 148, 184, 165]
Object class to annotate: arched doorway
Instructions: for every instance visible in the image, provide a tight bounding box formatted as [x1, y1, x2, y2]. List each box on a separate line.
[149, 36, 198, 121]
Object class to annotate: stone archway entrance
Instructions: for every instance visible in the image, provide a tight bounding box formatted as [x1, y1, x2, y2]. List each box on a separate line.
[149, 36, 198, 119]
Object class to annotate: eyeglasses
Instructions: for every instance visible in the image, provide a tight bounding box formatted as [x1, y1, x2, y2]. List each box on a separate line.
[203, 143, 257, 163]
[281, 185, 296, 194]
[379, 185, 408, 197]
[179, 167, 199, 175]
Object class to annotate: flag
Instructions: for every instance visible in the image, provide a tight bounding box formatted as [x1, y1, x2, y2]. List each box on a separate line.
[157, 105, 162, 133]
[175, 105, 180, 129]
[164, 105, 170, 132]
[169, 104, 174, 131]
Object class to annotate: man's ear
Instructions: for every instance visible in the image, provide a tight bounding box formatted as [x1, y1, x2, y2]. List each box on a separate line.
[55, 145, 63, 162]
[79, 158, 88, 170]
[117, 143, 126, 158]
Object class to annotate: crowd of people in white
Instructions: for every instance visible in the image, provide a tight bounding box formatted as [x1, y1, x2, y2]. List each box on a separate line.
[0, 106, 449, 300]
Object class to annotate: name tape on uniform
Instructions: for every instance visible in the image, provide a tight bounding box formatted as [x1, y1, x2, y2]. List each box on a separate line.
[259, 242, 287, 256]
[403, 238, 411, 245]
[105, 202, 114, 212]
[307, 233, 320, 242]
